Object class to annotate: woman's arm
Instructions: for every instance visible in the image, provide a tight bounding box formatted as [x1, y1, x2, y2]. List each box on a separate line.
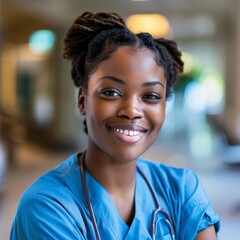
[195, 225, 217, 240]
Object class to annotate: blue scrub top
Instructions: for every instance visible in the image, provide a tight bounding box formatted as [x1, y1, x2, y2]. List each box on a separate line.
[10, 154, 220, 239]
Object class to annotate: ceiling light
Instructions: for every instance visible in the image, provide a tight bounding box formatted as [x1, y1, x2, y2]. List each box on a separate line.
[126, 14, 170, 37]
[29, 30, 56, 54]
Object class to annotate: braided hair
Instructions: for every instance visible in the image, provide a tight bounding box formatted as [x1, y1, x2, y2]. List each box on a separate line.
[63, 11, 184, 99]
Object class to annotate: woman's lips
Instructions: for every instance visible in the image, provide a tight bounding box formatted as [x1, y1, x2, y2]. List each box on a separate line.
[107, 125, 147, 143]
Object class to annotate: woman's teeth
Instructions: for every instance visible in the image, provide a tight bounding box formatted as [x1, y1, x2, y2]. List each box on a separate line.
[113, 128, 141, 136]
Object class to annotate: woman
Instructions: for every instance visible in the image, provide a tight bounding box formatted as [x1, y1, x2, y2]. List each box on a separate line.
[10, 12, 220, 239]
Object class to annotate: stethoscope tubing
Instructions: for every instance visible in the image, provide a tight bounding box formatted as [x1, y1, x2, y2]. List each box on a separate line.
[137, 167, 176, 239]
[80, 154, 101, 240]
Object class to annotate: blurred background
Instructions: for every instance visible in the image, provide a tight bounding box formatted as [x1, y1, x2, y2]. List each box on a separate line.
[0, 0, 240, 239]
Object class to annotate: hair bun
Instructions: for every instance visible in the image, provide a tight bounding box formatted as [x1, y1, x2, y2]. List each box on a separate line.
[63, 12, 126, 60]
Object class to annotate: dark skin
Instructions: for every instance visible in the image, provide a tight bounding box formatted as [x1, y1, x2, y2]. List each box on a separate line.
[79, 47, 166, 224]
[78, 46, 217, 239]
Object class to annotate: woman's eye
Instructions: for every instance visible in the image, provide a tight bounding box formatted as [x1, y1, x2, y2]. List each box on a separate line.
[143, 93, 161, 101]
[101, 89, 121, 97]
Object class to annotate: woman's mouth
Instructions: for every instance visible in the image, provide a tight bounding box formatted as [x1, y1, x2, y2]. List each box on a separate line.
[112, 128, 143, 136]
[108, 125, 147, 143]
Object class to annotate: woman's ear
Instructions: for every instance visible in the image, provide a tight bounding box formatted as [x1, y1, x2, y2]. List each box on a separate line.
[78, 87, 86, 115]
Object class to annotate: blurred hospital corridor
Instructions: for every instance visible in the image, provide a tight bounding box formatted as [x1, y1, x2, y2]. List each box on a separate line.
[1, 0, 240, 239]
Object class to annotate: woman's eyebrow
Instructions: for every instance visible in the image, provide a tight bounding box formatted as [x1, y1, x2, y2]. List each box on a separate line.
[99, 76, 125, 85]
[142, 81, 165, 88]
[99, 76, 165, 88]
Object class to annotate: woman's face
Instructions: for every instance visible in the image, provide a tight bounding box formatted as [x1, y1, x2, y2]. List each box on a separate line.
[79, 46, 166, 162]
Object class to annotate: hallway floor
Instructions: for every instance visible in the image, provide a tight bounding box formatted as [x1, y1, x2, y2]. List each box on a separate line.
[0, 136, 240, 239]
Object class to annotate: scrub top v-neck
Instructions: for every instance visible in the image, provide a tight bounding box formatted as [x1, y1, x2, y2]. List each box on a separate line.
[82, 164, 158, 239]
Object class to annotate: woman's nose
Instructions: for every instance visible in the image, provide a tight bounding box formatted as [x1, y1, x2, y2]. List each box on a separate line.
[117, 96, 143, 120]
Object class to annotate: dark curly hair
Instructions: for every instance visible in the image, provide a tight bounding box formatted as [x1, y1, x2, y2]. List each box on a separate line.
[62, 12, 184, 133]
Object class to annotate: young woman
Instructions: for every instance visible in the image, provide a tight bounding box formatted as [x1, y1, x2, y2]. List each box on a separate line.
[10, 12, 220, 239]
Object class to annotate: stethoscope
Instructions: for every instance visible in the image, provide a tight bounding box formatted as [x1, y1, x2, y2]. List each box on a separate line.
[79, 153, 176, 240]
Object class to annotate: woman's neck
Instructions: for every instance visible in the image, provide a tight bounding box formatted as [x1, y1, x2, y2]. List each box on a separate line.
[82, 149, 137, 225]
[83, 149, 137, 195]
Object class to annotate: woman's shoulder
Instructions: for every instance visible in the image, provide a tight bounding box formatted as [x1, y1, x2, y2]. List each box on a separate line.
[19, 153, 80, 206]
[137, 158, 202, 202]
[137, 158, 196, 182]
[137, 158, 220, 238]
[11, 153, 86, 239]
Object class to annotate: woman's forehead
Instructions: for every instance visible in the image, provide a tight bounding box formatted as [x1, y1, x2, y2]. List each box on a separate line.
[88, 46, 166, 85]
[109, 45, 155, 56]
[100, 46, 163, 73]
[102, 46, 157, 64]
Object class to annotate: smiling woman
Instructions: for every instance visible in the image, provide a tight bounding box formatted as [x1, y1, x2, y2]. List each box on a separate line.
[81, 47, 167, 162]
[10, 12, 220, 240]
